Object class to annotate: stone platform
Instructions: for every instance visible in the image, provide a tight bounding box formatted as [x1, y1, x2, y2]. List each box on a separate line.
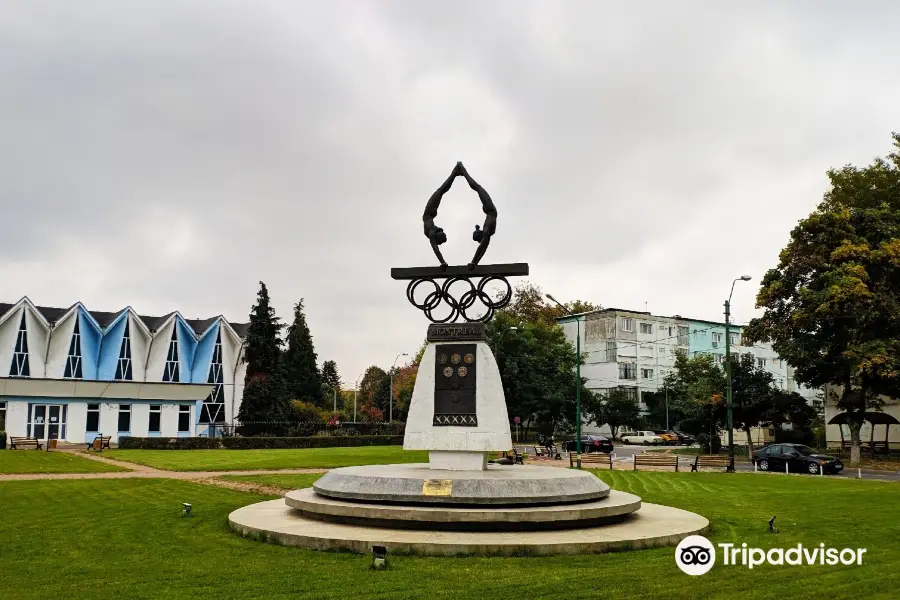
[285, 488, 641, 530]
[312, 463, 609, 505]
[228, 498, 709, 556]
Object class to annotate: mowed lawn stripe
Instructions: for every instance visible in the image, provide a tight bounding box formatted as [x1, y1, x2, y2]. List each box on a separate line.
[0, 450, 126, 474]
[101, 445, 428, 471]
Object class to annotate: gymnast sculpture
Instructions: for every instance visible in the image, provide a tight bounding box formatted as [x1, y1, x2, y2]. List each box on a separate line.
[422, 162, 498, 269]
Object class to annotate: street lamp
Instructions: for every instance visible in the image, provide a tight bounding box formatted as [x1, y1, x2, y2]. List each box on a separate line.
[353, 373, 363, 423]
[546, 293, 582, 469]
[389, 353, 408, 423]
[725, 274, 752, 472]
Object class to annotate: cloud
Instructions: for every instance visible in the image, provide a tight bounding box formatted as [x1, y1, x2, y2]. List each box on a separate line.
[2, 1, 899, 382]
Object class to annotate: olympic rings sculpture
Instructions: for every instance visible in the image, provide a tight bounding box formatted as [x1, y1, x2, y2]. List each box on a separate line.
[405, 275, 513, 323]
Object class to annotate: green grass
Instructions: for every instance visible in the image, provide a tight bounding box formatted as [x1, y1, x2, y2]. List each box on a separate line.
[102, 445, 428, 471]
[1, 473, 898, 599]
[0, 450, 126, 473]
[220, 473, 322, 489]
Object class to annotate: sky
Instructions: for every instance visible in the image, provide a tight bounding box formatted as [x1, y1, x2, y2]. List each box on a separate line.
[2, 1, 900, 385]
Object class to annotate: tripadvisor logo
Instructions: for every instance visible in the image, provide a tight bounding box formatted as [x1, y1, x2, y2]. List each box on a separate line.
[675, 535, 867, 575]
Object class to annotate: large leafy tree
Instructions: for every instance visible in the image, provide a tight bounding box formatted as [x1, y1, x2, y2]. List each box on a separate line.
[500, 282, 599, 326]
[282, 299, 324, 407]
[729, 354, 778, 454]
[590, 389, 640, 438]
[664, 352, 726, 451]
[359, 365, 389, 417]
[745, 133, 900, 464]
[237, 282, 287, 430]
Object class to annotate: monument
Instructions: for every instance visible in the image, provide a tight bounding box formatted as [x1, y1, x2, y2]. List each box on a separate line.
[228, 163, 709, 555]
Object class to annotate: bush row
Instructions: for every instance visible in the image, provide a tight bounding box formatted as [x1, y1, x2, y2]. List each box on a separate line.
[116, 435, 403, 450]
[117, 436, 221, 450]
[229, 421, 406, 438]
[220, 435, 404, 449]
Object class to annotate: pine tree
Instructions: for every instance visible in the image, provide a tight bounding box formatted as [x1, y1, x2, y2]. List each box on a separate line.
[237, 282, 287, 429]
[321, 360, 341, 391]
[281, 299, 323, 406]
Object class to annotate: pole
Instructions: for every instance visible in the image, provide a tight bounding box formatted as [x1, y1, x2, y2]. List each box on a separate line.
[389, 369, 394, 424]
[725, 299, 734, 472]
[664, 383, 669, 431]
[576, 317, 582, 469]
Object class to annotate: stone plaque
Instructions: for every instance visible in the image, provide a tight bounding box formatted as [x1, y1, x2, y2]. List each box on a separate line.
[422, 479, 453, 496]
[426, 322, 486, 342]
[433, 343, 477, 426]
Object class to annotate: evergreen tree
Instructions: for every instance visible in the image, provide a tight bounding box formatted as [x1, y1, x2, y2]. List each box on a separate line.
[281, 299, 323, 406]
[321, 360, 341, 391]
[237, 282, 287, 429]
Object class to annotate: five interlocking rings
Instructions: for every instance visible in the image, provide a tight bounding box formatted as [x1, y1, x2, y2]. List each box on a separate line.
[405, 275, 513, 323]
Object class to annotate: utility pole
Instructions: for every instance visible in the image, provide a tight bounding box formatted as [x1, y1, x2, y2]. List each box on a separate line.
[725, 275, 752, 473]
[353, 374, 362, 422]
[547, 294, 582, 469]
[664, 382, 669, 431]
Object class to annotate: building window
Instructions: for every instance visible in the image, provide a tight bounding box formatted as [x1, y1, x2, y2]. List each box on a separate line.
[63, 318, 84, 379]
[178, 406, 191, 433]
[114, 320, 133, 381]
[729, 332, 740, 346]
[149, 405, 161, 433]
[619, 363, 636, 380]
[86, 404, 100, 432]
[677, 326, 690, 346]
[715, 354, 724, 364]
[0, 401, 6, 431]
[9, 312, 30, 377]
[163, 327, 180, 382]
[200, 330, 226, 423]
[641, 368, 654, 379]
[639, 323, 652, 334]
[617, 386, 638, 401]
[659, 346, 666, 355]
[117, 405, 131, 432]
[605, 341, 616, 361]
[757, 358, 767, 369]
[779, 359, 784, 368]
[711, 332, 723, 348]
[620, 318, 634, 332]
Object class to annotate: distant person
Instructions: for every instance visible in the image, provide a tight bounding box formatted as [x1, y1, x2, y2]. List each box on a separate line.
[545, 435, 554, 457]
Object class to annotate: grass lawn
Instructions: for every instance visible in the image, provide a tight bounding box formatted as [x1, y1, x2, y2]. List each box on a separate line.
[101, 445, 429, 471]
[0, 450, 126, 474]
[2, 473, 898, 599]
[220, 473, 322, 489]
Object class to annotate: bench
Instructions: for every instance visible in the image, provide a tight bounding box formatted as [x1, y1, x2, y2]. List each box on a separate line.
[87, 435, 112, 452]
[534, 445, 561, 460]
[570, 452, 613, 469]
[9, 437, 43, 450]
[691, 455, 730, 471]
[633, 454, 679, 471]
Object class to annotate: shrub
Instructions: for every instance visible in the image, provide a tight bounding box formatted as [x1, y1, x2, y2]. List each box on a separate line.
[117, 437, 221, 450]
[221, 435, 403, 450]
[289, 400, 327, 423]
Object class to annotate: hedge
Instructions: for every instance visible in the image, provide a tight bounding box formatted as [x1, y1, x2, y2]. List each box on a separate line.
[117, 437, 221, 450]
[221, 435, 404, 450]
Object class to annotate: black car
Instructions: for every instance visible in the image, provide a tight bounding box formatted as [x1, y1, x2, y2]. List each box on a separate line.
[673, 431, 696, 445]
[563, 435, 614, 454]
[752, 443, 844, 475]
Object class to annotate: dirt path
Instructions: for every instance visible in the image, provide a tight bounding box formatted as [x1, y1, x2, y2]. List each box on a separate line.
[0, 449, 327, 483]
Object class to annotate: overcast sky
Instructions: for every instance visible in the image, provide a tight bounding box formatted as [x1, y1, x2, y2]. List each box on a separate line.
[2, 1, 899, 384]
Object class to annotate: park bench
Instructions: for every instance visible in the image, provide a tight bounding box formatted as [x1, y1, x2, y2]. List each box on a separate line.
[633, 453, 679, 471]
[570, 452, 613, 469]
[9, 437, 43, 450]
[87, 435, 112, 452]
[534, 445, 560, 459]
[691, 455, 730, 472]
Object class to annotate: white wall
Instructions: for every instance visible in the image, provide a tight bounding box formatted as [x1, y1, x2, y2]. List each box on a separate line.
[45, 310, 78, 378]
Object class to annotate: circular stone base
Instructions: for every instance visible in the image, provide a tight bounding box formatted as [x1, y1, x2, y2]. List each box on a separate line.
[229, 499, 709, 556]
[285, 488, 641, 530]
[313, 463, 609, 505]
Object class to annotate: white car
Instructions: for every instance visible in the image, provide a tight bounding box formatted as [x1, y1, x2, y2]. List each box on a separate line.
[620, 430, 664, 445]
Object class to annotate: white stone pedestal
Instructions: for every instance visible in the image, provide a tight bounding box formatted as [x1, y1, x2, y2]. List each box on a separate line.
[403, 341, 512, 471]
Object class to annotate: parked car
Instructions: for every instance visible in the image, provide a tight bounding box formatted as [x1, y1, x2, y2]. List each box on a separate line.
[654, 430, 679, 445]
[673, 431, 696, 445]
[563, 435, 614, 454]
[620, 430, 664, 445]
[751, 443, 844, 475]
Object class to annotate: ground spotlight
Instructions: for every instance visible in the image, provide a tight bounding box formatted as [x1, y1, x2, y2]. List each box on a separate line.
[372, 545, 387, 569]
[183, 503, 193, 517]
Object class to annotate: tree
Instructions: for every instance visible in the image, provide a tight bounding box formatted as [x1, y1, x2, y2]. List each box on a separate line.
[664, 352, 726, 450]
[591, 389, 640, 438]
[359, 366, 388, 404]
[729, 354, 778, 454]
[237, 282, 287, 430]
[745, 133, 900, 464]
[320, 359, 341, 412]
[499, 282, 600, 326]
[281, 299, 323, 407]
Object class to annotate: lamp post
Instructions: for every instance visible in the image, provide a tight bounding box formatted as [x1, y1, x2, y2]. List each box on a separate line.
[389, 353, 408, 423]
[725, 275, 752, 472]
[547, 294, 582, 469]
